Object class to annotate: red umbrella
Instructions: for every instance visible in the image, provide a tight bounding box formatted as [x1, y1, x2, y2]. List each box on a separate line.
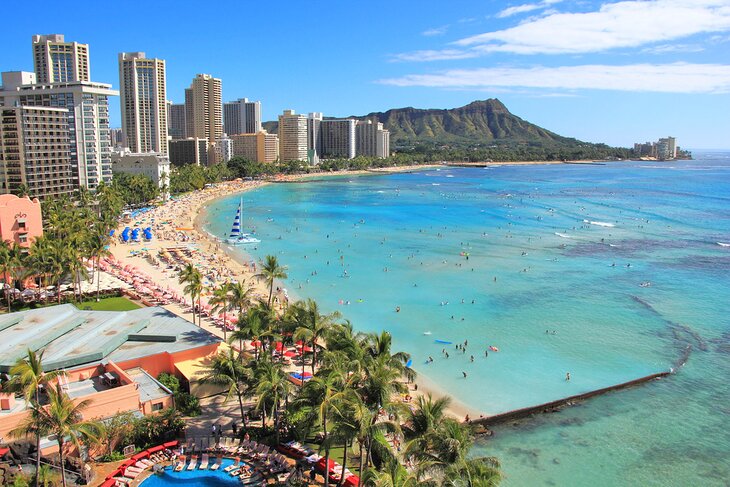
[250, 340, 261, 347]
[283, 351, 297, 358]
[275, 342, 286, 351]
[301, 371, 313, 378]
[295, 340, 306, 346]
[299, 345, 314, 353]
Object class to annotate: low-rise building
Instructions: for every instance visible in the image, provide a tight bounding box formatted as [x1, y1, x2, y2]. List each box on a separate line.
[0, 304, 224, 449]
[111, 149, 170, 190]
[0, 193, 43, 248]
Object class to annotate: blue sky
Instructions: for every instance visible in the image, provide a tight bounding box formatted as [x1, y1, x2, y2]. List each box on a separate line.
[4, 0, 730, 149]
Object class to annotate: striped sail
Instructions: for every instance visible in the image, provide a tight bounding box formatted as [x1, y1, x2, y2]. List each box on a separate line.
[229, 200, 242, 238]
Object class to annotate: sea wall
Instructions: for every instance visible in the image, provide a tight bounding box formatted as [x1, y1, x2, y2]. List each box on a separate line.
[471, 371, 671, 427]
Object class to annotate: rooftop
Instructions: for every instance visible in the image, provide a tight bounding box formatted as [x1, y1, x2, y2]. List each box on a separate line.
[0, 304, 220, 373]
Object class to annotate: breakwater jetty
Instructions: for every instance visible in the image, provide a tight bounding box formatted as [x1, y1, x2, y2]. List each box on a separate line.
[471, 371, 671, 427]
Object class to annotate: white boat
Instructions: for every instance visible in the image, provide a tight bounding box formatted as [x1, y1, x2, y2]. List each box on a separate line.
[225, 199, 260, 245]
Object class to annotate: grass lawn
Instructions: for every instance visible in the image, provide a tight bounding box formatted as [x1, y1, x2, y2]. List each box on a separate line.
[74, 296, 142, 311]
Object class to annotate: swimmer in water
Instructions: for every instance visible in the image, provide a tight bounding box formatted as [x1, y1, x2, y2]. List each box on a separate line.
[566, 372, 571, 381]
[462, 371, 467, 378]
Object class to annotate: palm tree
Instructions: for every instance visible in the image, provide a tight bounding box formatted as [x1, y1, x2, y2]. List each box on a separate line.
[442, 458, 503, 487]
[179, 263, 203, 326]
[256, 255, 287, 307]
[228, 280, 253, 316]
[292, 298, 341, 375]
[229, 308, 267, 361]
[254, 358, 293, 444]
[7, 349, 61, 487]
[208, 281, 232, 341]
[297, 364, 349, 487]
[85, 229, 111, 302]
[0, 239, 12, 312]
[198, 348, 252, 428]
[361, 458, 420, 487]
[29, 383, 100, 487]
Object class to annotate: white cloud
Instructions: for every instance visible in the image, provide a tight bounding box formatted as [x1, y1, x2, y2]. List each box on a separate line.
[498, 3, 543, 18]
[457, 0, 730, 55]
[391, 49, 478, 62]
[497, 0, 563, 18]
[423, 26, 449, 36]
[641, 43, 705, 54]
[377, 63, 730, 94]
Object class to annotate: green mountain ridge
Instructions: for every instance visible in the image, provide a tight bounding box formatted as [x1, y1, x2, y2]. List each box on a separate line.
[263, 99, 591, 148]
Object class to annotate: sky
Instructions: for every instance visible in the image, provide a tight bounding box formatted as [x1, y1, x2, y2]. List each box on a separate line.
[4, 0, 730, 149]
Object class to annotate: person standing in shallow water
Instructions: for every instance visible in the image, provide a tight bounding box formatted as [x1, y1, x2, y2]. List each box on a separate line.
[566, 372, 571, 381]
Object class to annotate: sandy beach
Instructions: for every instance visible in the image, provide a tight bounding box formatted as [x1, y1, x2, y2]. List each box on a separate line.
[106, 165, 481, 420]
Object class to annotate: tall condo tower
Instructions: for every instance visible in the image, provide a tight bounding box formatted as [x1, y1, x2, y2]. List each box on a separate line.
[118, 52, 168, 154]
[184, 74, 223, 146]
[224, 98, 262, 135]
[32, 34, 90, 83]
[278, 110, 309, 162]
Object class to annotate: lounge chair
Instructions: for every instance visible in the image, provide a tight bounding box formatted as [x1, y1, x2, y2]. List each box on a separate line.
[112, 477, 131, 485]
[174, 458, 186, 472]
[210, 456, 223, 470]
[187, 455, 198, 470]
[199, 453, 209, 470]
[223, 457, 241, 472]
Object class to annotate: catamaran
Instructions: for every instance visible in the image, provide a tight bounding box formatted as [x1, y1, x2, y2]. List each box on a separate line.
[225, 198, 260, 245]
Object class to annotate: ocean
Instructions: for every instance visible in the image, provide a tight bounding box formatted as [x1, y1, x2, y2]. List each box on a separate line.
[204, 153, 730, 486]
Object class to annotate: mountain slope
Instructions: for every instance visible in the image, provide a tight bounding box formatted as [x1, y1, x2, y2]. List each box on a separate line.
[353, 99, 573, 146]
[262, 99, 590, 148]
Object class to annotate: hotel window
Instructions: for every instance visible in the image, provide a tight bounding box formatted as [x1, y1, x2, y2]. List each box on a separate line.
[152, 402, 163, 411]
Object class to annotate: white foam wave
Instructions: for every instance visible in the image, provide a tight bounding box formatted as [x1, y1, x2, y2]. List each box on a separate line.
[555, 232, 571, 238]
[584, 219, 615, 227]
[432, 183, 441, 186]
[717, 242, 730, 247]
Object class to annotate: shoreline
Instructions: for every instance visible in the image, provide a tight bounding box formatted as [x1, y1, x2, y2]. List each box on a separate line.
[192, 165, 481, 420]
[111, 164, 480, 420]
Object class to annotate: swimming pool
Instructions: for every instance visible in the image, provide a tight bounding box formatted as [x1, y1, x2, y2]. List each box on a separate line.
[139, 458, 243, 486]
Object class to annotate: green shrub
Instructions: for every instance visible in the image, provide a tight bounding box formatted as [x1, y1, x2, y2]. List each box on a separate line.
[100, 451, 126, 462]
[174, 392, 201, 416]
[157, 372, 181, 394]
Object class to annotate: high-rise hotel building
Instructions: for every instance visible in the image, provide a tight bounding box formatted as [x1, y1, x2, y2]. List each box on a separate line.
[356, 119, 390, 158]
[0, 35, 118, 192]
[118, 52, 168, 154]
[32, 34, 90, 84]
[224, 98, 261, 135]
[167, 102, 186, 139]
[0, 105, 74, 199]
[184, 74, 222, 146]
[320, 119, 356, 159]
[0, 70, 117, 191]
[278, 110, 309, 162]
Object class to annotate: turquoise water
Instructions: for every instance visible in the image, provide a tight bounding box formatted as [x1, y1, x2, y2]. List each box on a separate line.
[204, 153, 730, 486]
[140, 458, 241, 486]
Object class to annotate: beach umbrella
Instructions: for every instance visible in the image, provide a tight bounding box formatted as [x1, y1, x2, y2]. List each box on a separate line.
[250, 340, 261, 347]
[283, 351, 297, 358]
[275, 342, 286, 351]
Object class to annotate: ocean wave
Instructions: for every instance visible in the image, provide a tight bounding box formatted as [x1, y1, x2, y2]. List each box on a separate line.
[718, 242, 730, 247]
[555, 232, 571, 238]
[583, 219, 615, 227]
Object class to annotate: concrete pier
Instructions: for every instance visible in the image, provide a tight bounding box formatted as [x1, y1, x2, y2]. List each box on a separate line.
[470, 371, 671, 427]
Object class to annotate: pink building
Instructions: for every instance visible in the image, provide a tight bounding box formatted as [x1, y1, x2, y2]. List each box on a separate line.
[0, 304, 223, 454]
[0, 193, 43, 248]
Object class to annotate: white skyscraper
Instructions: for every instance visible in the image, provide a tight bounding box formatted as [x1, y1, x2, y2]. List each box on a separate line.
[118, 52, 168, 154]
